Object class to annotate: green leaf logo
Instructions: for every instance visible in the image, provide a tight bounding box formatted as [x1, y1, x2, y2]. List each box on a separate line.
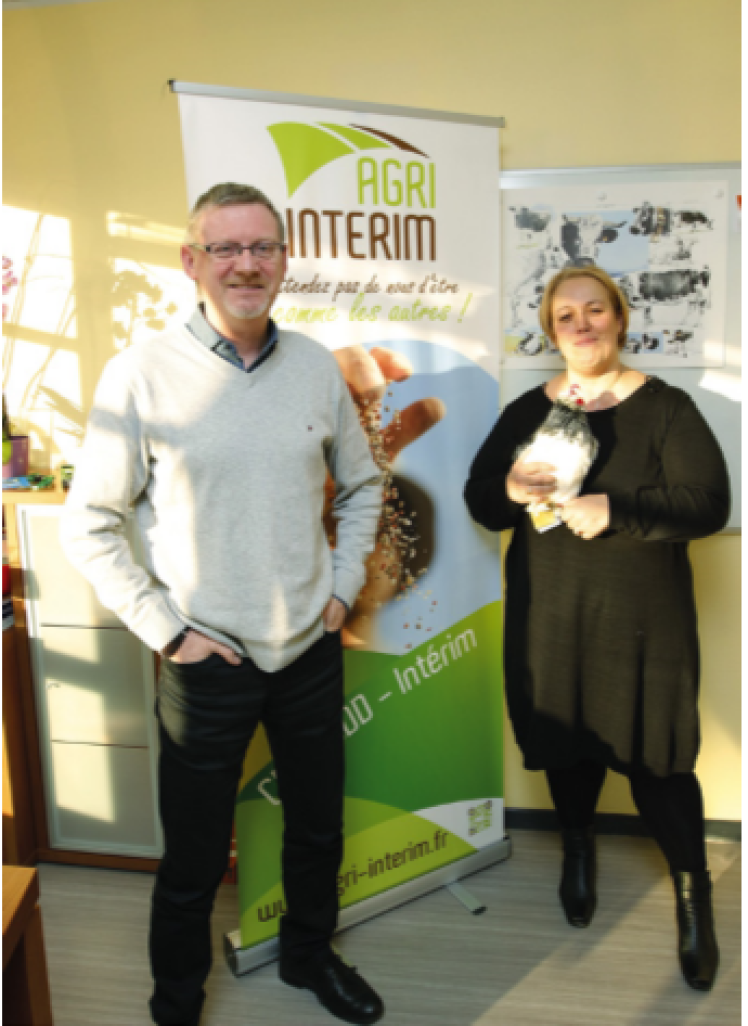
[268, 122, 429, 197]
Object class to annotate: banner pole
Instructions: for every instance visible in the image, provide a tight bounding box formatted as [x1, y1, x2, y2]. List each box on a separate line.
[169, 79, 505, 129]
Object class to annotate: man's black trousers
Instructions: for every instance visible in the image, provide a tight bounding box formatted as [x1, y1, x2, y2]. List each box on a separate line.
[149, 631, 345, 1026]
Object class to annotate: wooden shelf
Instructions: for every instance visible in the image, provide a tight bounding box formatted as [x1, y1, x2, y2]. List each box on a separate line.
[2, 471, 66, 508]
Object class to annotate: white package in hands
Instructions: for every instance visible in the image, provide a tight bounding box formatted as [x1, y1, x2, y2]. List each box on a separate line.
[515, 387, 599, 532]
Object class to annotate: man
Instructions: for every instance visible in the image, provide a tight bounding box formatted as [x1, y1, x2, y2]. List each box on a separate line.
[61, 183, 384, 1026]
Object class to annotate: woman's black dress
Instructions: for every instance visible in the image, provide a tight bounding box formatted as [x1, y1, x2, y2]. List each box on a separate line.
[464, 378, 730, 778]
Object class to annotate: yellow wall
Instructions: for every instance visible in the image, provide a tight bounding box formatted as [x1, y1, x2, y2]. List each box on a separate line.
[3, 0, 741, 819]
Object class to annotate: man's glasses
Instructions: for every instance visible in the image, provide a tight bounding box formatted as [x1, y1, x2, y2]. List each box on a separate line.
[190, 241, 286, 263]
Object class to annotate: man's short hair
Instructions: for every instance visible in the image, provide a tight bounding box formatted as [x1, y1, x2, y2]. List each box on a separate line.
[185, 183, 285, 244]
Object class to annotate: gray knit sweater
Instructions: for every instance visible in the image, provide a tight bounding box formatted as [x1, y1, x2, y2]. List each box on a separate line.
[61, 324, 382, 671]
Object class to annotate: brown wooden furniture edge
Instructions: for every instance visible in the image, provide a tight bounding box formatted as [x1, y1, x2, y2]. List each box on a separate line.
[36, 849, 160, 872]
[4, 504, 50, 853]
[2, 866, 40, 970]
[3, 629, 37, 865]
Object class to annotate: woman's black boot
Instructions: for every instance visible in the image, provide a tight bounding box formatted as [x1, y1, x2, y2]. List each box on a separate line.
[672, 870, 719, 991]
[559, 827, 596, 928]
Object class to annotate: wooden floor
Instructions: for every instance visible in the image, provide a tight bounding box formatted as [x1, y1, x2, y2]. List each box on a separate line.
[36, 830, 740, 1026]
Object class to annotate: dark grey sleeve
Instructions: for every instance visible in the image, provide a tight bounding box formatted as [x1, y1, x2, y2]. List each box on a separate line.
[608, 393, 730, 542]
[464, 402, 528, 533]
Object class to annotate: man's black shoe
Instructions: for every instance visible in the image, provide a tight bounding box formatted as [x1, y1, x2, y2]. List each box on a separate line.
[280, 948, 384, 1025]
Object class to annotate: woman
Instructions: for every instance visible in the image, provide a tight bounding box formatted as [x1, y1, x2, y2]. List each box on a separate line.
[465, 266, 729, 991]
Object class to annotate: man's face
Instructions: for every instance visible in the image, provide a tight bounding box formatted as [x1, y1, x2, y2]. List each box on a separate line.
[181, 203, 287, 335]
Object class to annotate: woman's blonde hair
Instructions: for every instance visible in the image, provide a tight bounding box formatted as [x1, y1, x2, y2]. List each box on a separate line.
[538, 265, 629, 348]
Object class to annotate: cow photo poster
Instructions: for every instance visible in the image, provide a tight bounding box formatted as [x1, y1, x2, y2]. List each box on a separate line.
[502, 180, 729, 368]
[176, 88, 505, 957]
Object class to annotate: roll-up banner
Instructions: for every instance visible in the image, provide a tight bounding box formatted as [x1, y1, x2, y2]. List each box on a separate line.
[175, 84, 507, 970]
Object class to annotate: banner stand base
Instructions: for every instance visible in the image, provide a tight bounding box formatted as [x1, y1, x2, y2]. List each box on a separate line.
[446, 881, 487, 914]
[223, 835, 512, 977]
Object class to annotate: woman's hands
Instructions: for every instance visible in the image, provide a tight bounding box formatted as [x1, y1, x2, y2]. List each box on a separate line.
[506, 460, 610, 539]
[560, 494, 610, 540]
[506, 460, 557, 505]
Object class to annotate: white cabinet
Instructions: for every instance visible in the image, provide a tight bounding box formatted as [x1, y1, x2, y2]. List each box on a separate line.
[50, 744, 159, 851]
[42, 626, 151, 746]
[21, 512, 122, 628]
[17, 505, 163, 857]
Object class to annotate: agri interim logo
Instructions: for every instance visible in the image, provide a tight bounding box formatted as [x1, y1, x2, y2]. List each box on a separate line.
[268, 122, 437, 261]
[268, 122, 435, 207]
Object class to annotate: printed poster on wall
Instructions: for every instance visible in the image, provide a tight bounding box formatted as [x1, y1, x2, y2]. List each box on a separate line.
[177, 90, 504, 952]
[502, 180, 728, 368]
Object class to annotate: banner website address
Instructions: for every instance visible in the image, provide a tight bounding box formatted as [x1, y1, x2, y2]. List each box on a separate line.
[337, 829, 449, 899]
[255, 829, 449, 923]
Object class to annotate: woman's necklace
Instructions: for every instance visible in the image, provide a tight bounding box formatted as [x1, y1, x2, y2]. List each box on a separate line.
[565, 367, 626, 412]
